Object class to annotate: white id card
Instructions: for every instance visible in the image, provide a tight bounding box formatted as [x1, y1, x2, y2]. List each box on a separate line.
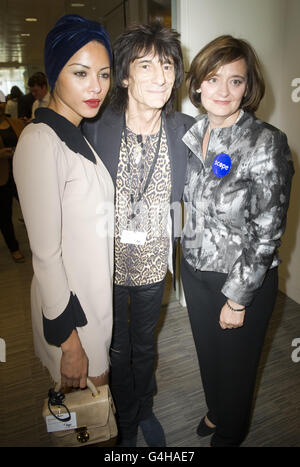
[121, 230, 147, 246]
[45, 412, 77, 432]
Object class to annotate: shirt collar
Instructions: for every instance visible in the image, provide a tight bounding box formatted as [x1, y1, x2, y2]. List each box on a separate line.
[33, 107, 96, 164]
[40, 92, 50, 104]
[183, 110, 248, 158]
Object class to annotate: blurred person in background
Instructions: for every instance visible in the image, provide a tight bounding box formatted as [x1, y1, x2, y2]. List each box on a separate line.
[18, 89, 35, 120]
[5, 86, 24, 118]
[28, 72, 51, 119]
[0, 93, 25, 262]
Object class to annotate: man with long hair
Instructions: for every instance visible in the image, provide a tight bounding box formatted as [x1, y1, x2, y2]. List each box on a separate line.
[83, 22, 194, 447]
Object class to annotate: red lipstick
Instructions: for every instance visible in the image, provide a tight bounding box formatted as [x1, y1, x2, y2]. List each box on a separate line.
[84, 99, 100, 108]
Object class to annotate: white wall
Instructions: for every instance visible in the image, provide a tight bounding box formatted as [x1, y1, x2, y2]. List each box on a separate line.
[175, 0, 300, 303]
[273, 0, 300, 303]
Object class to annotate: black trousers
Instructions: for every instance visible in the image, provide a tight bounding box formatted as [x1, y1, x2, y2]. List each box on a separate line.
[110, 279, 165, 439]
[0, 182, 19, 253]
[181, 256, 278, 446]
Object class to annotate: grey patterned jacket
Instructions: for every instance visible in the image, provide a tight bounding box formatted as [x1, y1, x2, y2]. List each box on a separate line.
[181, 110, 294, 306]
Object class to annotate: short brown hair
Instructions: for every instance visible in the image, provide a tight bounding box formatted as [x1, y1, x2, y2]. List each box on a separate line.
[186, 35, 265, 113]
[28, 72, 48, 89]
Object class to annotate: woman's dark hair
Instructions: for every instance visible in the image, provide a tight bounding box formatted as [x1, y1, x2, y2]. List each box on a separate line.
[187, 35, 265, 113]
[10, 86, 24, 100]
[111, 21, 184, 115]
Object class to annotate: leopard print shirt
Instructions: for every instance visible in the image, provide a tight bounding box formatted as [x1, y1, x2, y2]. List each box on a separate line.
[114, 123, 171, 286]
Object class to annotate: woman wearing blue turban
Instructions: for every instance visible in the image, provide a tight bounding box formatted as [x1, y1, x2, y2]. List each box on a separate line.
[13, 15, 114, 391]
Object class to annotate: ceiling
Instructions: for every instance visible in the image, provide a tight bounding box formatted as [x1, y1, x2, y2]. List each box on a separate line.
[0, 0, 124, 68]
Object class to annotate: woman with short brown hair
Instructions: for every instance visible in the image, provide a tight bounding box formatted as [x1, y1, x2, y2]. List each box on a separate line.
[181, 35, 294, 446]
[186, 34, 265, 113]
[0, 97, 25, 263]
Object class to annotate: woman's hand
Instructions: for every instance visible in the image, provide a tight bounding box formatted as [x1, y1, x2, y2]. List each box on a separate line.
[219, 300, 245, 330]
[60, 329, 88, 389]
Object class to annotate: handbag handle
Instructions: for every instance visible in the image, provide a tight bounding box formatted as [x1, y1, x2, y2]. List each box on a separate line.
[54, 378, 99, 397]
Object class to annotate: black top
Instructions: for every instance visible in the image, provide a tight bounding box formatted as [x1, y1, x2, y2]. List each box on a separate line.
[0, 125, 18, 147]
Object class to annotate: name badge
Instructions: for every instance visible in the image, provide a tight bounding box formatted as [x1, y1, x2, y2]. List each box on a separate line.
[121, 230, 147, 246]
[212, 153, 231, 177]
[46, 412, 77, 433]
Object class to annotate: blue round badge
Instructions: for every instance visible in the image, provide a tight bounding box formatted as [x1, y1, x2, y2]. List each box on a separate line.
[212, 153, 231, 178]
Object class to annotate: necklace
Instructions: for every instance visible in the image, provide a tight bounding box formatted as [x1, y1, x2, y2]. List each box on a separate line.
[123, 115, 163, 221]
[134, 134, 144, 164]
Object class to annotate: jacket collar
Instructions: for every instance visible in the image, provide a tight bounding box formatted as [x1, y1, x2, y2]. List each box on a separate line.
[101, 106, 180, 130]
[183, 110, 252, 159]
[33, 107, 96, 164]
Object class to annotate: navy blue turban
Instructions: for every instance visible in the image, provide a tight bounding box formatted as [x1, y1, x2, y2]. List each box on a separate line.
[44, 14, 112, 90]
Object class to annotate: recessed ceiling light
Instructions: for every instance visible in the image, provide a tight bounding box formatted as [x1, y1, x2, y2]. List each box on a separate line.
[25, 18, 38, 22]
[21, 33, 31, 37]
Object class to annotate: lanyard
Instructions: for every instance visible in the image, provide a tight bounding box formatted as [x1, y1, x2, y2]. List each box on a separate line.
[123, 115, 163, 211]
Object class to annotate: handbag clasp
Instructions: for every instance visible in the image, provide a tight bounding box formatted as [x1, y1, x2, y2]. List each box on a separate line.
[76, 426, 90, 443]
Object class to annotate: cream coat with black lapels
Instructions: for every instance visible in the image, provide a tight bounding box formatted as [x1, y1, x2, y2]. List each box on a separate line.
[182, 110, 294, 306]
[13, 108, 114, 382]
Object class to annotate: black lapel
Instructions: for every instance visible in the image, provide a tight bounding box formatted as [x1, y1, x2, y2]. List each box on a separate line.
[33, 108, 96, 164]
[96, 107, 124, 184]
[164, 111, 189, 203]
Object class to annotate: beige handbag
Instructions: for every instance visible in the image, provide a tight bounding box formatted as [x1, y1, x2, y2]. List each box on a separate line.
[42, 379, 118, 447]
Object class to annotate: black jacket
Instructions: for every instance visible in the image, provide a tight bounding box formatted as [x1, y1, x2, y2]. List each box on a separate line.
[82, 105, 195, 281]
